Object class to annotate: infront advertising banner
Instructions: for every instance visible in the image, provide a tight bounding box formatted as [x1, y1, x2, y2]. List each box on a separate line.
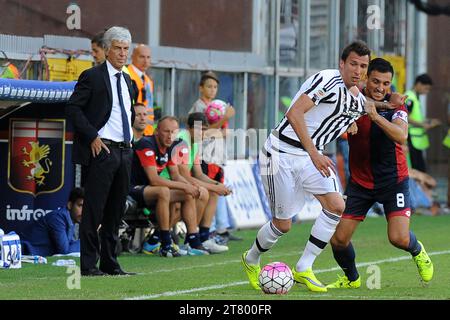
[0, 99, 75, 240]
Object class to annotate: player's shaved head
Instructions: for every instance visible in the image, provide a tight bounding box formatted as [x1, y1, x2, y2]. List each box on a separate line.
[132, 44, 151, 72]
[158, 116, 179, 127]
[156, 116, 179, 148]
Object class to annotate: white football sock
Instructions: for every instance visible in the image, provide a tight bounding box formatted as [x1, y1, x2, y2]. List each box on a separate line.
[296, 209, 340, 272]
[246, 221, 285, 265]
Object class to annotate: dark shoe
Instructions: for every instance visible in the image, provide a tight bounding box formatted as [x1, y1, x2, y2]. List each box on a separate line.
[159, 245, 182, 257]
[102, 268, 137, 276]
[227, 232, 243, 241]
[213, 234, 229, 245]
[219, 231, 243, 241]
[81, 268, 107, 277]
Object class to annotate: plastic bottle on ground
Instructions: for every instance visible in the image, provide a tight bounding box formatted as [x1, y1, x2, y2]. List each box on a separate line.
[34, 256, 47, 264]
[51, 259, 76, 267]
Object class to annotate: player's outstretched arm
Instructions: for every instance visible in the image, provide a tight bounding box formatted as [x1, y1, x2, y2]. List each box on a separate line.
[365, 98, 395, 110]
[389, 92, 407, 106]
[286, 94, 335, 177]
[365, 92, 406, 110]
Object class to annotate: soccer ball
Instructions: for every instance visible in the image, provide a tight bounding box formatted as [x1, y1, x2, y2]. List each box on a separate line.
[259, 262, 294, 294]
[205, 99, 227, 124]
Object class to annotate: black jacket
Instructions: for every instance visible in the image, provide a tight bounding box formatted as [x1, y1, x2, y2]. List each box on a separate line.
[66, 62, 136, 165]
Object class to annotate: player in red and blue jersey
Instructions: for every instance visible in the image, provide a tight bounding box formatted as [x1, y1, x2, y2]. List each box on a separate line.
[328, 58, 434, 289]
[130, 116, 209, 256]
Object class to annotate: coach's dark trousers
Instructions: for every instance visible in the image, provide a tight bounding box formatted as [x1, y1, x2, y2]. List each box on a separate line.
[80, 145, 132, 272]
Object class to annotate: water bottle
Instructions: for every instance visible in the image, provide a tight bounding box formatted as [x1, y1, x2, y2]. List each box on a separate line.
[143, 208, 152, 216]
[21, 255, 47, 264]
[34, 256, 47, 264]
[52, 259, 76, 267]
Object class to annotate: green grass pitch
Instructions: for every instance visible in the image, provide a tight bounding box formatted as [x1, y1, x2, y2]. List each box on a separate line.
[1, 214, 449, 300]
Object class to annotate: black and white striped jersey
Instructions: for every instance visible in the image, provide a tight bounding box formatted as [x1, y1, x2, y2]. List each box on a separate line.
[267, 69, 366, 155]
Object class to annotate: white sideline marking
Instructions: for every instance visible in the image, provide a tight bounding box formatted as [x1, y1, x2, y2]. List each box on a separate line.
[126, 281, 248, 300]
[124, 250, 450, 300]
[140, 251, 303, 275]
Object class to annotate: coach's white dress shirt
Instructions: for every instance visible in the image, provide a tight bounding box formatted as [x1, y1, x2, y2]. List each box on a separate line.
[98, 60, 132, 143]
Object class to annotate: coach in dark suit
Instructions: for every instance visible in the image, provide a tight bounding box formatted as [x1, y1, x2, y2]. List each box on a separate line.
[66, 26, 136, 276]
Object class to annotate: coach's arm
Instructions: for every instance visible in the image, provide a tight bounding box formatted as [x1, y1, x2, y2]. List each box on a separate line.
[65, 70, 98, 144]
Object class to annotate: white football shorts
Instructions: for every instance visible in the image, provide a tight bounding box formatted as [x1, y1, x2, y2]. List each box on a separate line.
[259, 147, 341, 220]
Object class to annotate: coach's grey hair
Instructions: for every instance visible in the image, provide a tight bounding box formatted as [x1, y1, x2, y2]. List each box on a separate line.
[103, 26, 132, 50]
